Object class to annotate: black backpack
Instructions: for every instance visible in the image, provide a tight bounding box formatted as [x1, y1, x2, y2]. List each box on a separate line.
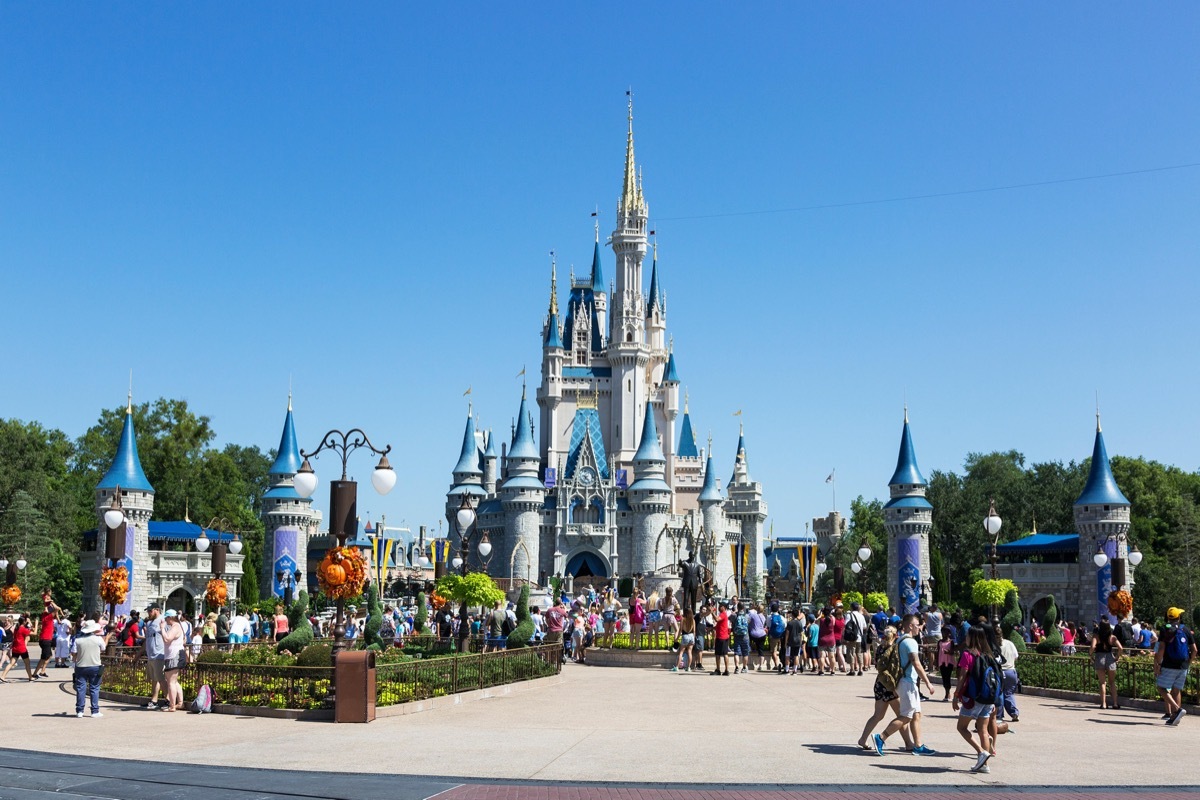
[843, 613, 860, 642]
[1115, 620, 1135, 648]
[501, 614, 516, 636]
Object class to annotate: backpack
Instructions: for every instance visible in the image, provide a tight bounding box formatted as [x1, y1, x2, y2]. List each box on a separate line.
[1166, 626, 1192, 663]
[768, 612, 786, 638]
[191, 683, 213, 714]
[876, 641, 902, 691]
[501, 615, 516, 636]
[1115, 620, 1135, 648]
[732, 612, 749, 638]
[843, 613, 861, 643]
[965, 653, 1004, 706]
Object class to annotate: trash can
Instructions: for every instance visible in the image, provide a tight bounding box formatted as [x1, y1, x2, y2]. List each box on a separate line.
[334, 649, 376, 723]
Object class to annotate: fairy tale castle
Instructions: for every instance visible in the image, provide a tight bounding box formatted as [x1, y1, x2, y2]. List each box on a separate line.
[443, 99, 768, 595]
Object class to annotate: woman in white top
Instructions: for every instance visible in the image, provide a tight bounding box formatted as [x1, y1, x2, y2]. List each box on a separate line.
[54, 614, 73, 667]
[600, 588, 620, 649]
[160, 610, 186, 712]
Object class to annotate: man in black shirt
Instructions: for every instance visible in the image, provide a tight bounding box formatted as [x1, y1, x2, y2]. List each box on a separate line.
[783, 609, 806, 674]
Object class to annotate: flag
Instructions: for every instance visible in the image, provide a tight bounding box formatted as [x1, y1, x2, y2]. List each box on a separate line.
[463, 386, 472, 396]
[516, 366, 525, 379]
[825, 471, 834, 484]
[732, 409, 742, 417]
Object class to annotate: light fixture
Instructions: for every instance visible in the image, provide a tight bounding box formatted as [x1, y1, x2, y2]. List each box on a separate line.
[455, 495, 477, 537]
[1128, 545, 1143, 566]
[851, 561, 862, 574]
[983, 500, 1002, 537]
[1093, 545, 1108, 568]
[371, 454, 397, 495]
[816, 562, 827, 575]
[195, 530, 211, 552]
[857, 545, 872, 562]
[0, 557, 7, 570]
[103, 491, 126, 530]
[451, 556, 464, 569]
[293, 457, 318, 498]
[477, 534, 492, 558]
[417, 555, 430, 568]
[16, 559, 27, 570]
[229, 534, 243, 555]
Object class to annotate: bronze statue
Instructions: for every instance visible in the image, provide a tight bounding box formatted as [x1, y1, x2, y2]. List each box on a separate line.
[678, 550, 705, 615]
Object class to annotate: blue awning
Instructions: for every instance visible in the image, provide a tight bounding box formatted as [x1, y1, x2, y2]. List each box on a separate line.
[994, 533, 1079, 557]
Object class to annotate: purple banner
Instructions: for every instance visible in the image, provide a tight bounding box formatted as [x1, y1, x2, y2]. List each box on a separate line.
[115, 524, 135, 617]
[272, 527, 299, 598]
[897, 536, 921, 615]
[1097, 538, 1116, 623]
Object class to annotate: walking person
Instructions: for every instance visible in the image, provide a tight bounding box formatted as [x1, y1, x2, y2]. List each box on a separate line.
[845, 602, 867, 676]
[817, 607, 837, 675]
[672, 609, 696, 672]
[858, 627, 914, 751]
[782, 609, 805, 674]
[936, 628, 956, 701]
[1155, 606, 1196, 725]
[272, 604, 290, 643]
[600, 587, 620, 649]
[1089, 619, 1123, 709]
[72, 620, 108, 718]
[953, 626, 1002, 774]
[1, 614, 35, 682]
[629, 591, 646, 651]
[54, 612, 73, 668]
[731, 603, 751, 674]
[159, 610, 186, 712]
[711, 601, 731, 676]
[766, 603, 786, 672]
[35, 597, 60, 678]
[872, 614, 936, 756]
[997, 629, 1020, 722]
[0, 616, 12, 678]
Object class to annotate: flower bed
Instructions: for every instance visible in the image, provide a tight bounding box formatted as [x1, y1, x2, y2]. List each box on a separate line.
[1016, 652, 1199, 705]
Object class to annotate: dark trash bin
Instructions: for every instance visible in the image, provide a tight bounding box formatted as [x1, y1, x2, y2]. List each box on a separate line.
[335, 649, 376, 723]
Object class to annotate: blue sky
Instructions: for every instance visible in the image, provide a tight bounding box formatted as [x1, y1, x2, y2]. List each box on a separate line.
[3, 5, 1198, 540]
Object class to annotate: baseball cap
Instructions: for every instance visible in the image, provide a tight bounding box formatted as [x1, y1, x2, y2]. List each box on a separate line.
[145, 603, 161, 612]
[164, 609, 177, 618]
[1167, 607, 1184, 621]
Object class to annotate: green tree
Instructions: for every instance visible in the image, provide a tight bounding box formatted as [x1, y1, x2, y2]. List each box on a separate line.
[0, 490, 59, 611]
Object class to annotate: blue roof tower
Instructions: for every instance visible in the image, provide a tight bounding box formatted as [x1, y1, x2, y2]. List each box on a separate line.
[888, 408, 927, 487]
[544, 257, 563, 349]
[1075, 417, 1130, 507]
[268, 398, 303, 476]
[698, 453, 723, 502]
[629, 403, 670, 492]
[590, 240, 605, 293]
[503, 384, 543, 490]
[97, 405, 154, 493]
[677, 396, 699, 458]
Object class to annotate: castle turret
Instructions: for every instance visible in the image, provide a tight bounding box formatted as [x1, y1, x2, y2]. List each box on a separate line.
[540, 257, 566, 471]
[93, 398, 154, 614]
[646, 251, 666, 352]
[698, 450, 726, 585]
[1074, 415, 1132, 622]
[628, 402, 671, 575]
[499, 386, 545, 581]
[589, 235, 608, 341]
[482, 430, 498, 495]
[883, 409, 933, 613]
[725, 426, 768, 595]
[261, 396, 317, 600]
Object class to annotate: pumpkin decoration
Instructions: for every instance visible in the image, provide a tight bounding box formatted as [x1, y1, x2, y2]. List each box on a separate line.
[430, 591, 448, 610]
[317, 546, 367, 600]
[205, 578, 228, 610]
[1, 584, 21, 607]
[1107, 589, 1133, 619]
[99, 566, 129, 606]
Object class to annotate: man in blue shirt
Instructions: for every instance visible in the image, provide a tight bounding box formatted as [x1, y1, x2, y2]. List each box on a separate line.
[874, 613, 937, 757]
[871, 606, 889, 638]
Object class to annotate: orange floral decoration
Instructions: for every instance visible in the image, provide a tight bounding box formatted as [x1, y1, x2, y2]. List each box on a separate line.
[205, 578, 228, 609]
[1, 584, 20, 607]
[318, 546, 366, 600]
[99, 566, 129, 606]
[1107, 589, 1133, 618]
[430, 591, 447, 610]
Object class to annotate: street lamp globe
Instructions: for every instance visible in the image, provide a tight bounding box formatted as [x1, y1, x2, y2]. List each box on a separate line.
[851, 561, 862, 574]
[293, 458, 318, 499]
[417, 556, 430, 568]
[371, 455, 397, 495]
[16, 558, 27, 570]
[478, 538, 492, 558]
[0, 557, 7, 570]
[229, 537, 244, 555]
[1093, 546, 1109, 568]
[195, 531, 211, 552]
[455, 497, 477, 537]
[451, 556, 463, 570]
[1128, 545, 1143, 566]
[816, 562, 827, 575]
[983, 501, 1002, 538]
[857, 545, 872, 562]
[103, 506, 125, 530]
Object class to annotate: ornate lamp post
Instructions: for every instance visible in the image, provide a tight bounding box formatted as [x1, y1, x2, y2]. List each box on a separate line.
[275, 569, 302, 606]
[293, 428, 395, 662]
[850, 540, 873, 593]
[984, 499, 1003, 580]
[102, 491, 127, 629]
[1093, 533, 1143, 596]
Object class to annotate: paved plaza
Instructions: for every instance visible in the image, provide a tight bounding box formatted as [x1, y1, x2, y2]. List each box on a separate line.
[0, 663, 1196, 798]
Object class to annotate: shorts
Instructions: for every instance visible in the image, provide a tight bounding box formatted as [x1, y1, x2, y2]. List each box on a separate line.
[680, 633, 695, 646]
[768, 635, 782, 651]
[13, 651, 30, 661]
[147, 657, 165, 686]
[897, 676, 922, 719]
[733, 636, 750, 657]
[40, 640, 53, 660]
[602, 611, 616, 624]
[819, 645, 835, 655]
[488, 636, 509, 649]
[873, 680, 898, 703]
[695, 636, 705, 652]
[806, 644, 819, 659]
[714, 638, 730, 656]
[647, 611, 662, 624]
[1094, 652, 1118, 671]
[1157, 666, 1189, 692]
[164, 654, 186, 672]
[751, 635, 767, 655]
[958, 701, 995, 719]
[787, 645, 803, 660]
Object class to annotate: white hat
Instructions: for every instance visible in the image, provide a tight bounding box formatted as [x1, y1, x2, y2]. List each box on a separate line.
[80, 620, 102, 635]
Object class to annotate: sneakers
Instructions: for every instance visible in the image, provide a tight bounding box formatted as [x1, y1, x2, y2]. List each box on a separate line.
[912, 745, 936, 756]
[146, 701, 159, 709]
[971, 751, 990, 772]
[974, 764, 990, 774]
[711, 669, 721, 676]
[91, 712, 103, 719]
[670, 666, 679, 672]
[76, 712, 84, 718]
[872, 734, 885, 756]
[1167, 708, 1187, 726]
[723, 670, 730, 676]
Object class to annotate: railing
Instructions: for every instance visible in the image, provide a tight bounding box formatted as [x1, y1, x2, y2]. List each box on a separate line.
[105, 633, 486, 661]
[100, 656, 334, 711]
[375, 643, 563, 705]
[1016, 652, 1199, 705]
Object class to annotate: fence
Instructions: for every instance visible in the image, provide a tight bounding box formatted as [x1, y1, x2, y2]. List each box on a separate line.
[1016, 652, 1199, 705]
[375, 643, 563, 705]
[105, 633, 486, 661]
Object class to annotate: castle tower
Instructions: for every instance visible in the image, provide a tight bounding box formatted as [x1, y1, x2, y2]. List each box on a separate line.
[698, 450, 726, 589]
[94, 398, 154, 614]
[539, 257, 566, 471]
[482, 430, 498, 495]
[661, 346, 680, 490]
[628, 402, 671, 575]
[500, 386, 545, 581]
[609, 94, 651, 466]
[646, 252, 666, 352]
[589, 234, 608, 343]
[883, 409, 933, 614]
[261, 396, 316, 600]
[725, 426, 768, 594]
[1073, 414, 1132, 622]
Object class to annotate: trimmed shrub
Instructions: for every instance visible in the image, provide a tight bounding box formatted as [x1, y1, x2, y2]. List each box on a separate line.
[196, 649, 229, 664]
[865, 591, 889, 613]
[364, 582, 384, 652]
[415, 591, 430, 634]
[1035, 594, 1064, 654]
[276, 591, 314, 654]
[295, 642, 333, 668]
[507, 584, 534, 648]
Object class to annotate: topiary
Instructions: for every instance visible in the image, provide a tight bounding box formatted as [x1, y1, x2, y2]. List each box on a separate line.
[276, 590, 314, 654]
[1035, 594, 1064, 654]
[1001, 588, 1022, 630]
[865, 591, 889, 613]
[507, 584, 534, 648]
[295, 642, 333, 667]
[415, 591, 430, 634]
[364, 581, 384, 652]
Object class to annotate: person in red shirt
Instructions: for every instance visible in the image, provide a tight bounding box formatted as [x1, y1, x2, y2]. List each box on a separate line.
[711, 601, 732, 676]
[121, 611, 141, 647]
[36, 596, 60, 678]
[1, 614, 35, 682]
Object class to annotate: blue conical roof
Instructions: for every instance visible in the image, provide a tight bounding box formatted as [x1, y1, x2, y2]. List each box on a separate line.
[677, 410, 698, 458]
[664, 352, 679, 383]
[730, 432, 747, 486]
[483, 430, 497, 458]
[269, 406, 302, 475]
[633, 403, 665, 463]
[509, 388, 539, 460]
[1075, 426, 1130, 506]
[646, 258, 662, 315]
[544, 311, 563, 348]
[453, 413, 482, 475]
[590, 241, 605, 293]
[699, 454, 723, 502]
[888, 417, 926, 486]
[97, 411, 154, 492]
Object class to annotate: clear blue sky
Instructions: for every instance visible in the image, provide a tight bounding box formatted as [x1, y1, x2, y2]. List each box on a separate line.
[3, 5, 1198, 539]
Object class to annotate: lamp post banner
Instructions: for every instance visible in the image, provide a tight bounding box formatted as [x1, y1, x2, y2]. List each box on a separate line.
[898, 536, 921, 615]
[116, 529, 135, 617]
[1097, 537, 1116, 623]
[272, 527, 299, 598]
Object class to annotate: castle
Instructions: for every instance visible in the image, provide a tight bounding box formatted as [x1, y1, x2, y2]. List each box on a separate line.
[442, 99, 768, 594]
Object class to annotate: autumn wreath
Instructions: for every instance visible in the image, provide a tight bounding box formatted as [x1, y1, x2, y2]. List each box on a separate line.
[318, 546, 367, 600]
[205, 578, 229, 609]
[1, 584, 20, 607]
[99, 566, 129, 606]
[1107, 589, 1133, 619]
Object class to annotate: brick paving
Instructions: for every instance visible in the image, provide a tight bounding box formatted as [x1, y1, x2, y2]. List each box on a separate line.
[438, 792, 1197, 800]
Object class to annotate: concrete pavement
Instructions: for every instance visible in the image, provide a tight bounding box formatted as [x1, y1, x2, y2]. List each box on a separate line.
[0, 661, 1195, 791]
